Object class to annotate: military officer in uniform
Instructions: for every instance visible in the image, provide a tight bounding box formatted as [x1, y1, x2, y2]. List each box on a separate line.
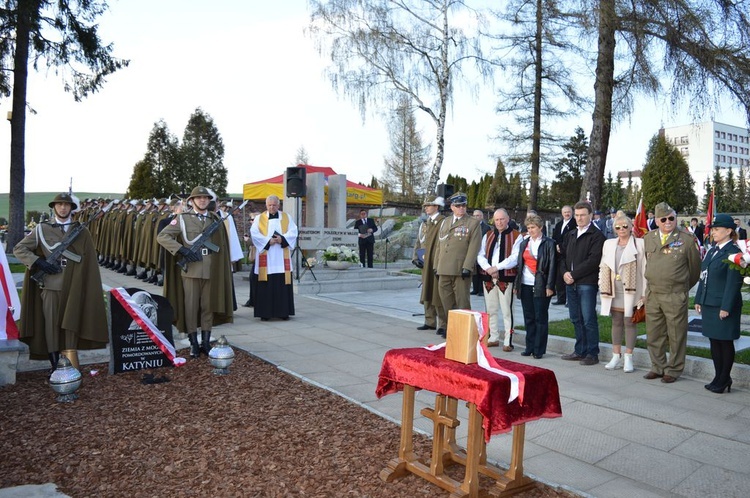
[412, 196, 446, 335]
[13, 193, 108, 373]
[157, 186, 234, 358]
[434, 192, 482, 338]
[643, 202, 701, 383]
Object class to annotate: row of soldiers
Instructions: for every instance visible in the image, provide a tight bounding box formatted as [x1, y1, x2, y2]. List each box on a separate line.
[74, 197, 182, 286]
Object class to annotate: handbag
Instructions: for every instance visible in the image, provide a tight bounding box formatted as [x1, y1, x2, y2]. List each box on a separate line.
[631, 304, 646, 324]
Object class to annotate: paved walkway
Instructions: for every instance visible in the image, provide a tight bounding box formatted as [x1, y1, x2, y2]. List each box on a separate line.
[6, 267, 750, 497]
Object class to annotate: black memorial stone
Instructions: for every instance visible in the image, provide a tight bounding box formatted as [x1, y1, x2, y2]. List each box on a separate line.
[109, 287, 175, 374]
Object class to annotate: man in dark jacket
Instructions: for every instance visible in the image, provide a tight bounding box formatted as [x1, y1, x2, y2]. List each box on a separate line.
[560, 201, 606, 365]
[471, 210, 491, 294]
[551, 205, 574, 305]
[354, 209, 378, 268]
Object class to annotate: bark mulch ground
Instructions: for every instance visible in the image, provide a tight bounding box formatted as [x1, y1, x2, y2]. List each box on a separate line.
[0, 350, 576, 497]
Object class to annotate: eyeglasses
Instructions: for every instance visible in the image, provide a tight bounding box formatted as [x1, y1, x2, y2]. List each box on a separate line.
[660, 216, 675, 223]
[614, 225, 629, 230]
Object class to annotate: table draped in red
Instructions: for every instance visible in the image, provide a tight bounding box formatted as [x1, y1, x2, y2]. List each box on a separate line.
[376, 348, 562, 442]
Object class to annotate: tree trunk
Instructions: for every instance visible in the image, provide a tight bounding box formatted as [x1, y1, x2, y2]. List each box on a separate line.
[426, 2, 450, 196]
[581, 0, 616, 209]
[528, 0, 543, 211]
[7, 0, 35, 252]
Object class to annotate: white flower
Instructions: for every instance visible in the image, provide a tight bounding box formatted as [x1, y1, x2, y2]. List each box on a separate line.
[743, 276, 750, 286]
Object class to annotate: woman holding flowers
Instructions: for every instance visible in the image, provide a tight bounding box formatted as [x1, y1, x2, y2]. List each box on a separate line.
[694, 214, 743, 394]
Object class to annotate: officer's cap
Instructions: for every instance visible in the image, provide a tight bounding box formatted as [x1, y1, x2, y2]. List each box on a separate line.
[48, 193, 78, 210]
[449, 192, 468, 205]
[710, 214, 735, 229]
[654, 202, 674, 219]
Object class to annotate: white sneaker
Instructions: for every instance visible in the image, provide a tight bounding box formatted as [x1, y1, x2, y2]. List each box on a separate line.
[605, 353, 622, 370]
[623, 353, 634, 373]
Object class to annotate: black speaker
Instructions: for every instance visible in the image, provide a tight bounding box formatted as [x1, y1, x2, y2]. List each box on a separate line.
[437, 183, 454, 200]
[286, 166, 306, 197]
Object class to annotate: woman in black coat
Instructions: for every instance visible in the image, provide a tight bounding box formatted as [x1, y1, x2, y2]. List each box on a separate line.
[694, 214, 743, 394]
[514, 215, 557, 359]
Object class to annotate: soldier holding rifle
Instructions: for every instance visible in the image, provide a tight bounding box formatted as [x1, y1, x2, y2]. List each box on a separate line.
[13, 193, 108, 374]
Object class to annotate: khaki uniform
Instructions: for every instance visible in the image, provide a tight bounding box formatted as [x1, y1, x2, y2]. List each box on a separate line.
[435, 215, 482, 314]
[413, 213, 446, 328]
[643, 228, 701, 378]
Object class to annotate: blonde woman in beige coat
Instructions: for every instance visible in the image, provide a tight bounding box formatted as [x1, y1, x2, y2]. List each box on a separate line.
[598, 214, 647, 372]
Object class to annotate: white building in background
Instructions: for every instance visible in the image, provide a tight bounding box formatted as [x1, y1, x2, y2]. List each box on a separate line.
[661, 121, 750, 197]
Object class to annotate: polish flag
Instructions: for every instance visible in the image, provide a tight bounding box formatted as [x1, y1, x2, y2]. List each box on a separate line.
[0, 250, 21, 340]
[632, 197, 648, 238]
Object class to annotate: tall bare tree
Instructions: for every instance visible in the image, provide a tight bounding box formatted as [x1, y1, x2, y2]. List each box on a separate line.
[0, 0, 128, 250]
[492, 0, 587, 210]
[308, 0, 494, 195]
[580, 0, 750, 208]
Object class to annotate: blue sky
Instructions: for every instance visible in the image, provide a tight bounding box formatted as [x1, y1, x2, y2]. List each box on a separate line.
[0, 0, 746, 195]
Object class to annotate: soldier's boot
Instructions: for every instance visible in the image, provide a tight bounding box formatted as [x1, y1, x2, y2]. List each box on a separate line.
[116, 262, 128, 274]
[146, 271, 158, 284]
[112, 261, 122, 272]
[48, 351, 60, 376]
[136, 269, 148, 280]
[156, 273, 164, 287]
[188, 333, 200, 358]
[125, 264, 137, 277]
[105, 259, 115, 269]
[201, 331, 212, 356]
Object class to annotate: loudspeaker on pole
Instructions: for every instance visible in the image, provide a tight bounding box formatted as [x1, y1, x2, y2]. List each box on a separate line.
[437, 183, 454, 200]
[286, 166, 307, 198]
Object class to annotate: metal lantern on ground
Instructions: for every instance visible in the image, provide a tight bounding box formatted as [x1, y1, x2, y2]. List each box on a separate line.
[208, 335, 235, 375]
[49, 356, 82, 402]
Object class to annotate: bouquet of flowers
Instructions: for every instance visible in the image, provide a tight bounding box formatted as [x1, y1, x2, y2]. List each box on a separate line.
[323, 245, 359, 264]
[726, 252, 750, 286]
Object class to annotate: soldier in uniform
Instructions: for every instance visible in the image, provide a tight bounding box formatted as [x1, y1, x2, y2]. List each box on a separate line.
[13, 193, 108, 373]
[412, 196, 446, 335]
[434, 192, 482, 338]
[643, 202, 701, 383]
[157, 186, 234, 358]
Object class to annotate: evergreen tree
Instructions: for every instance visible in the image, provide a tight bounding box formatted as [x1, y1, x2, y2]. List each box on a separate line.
[702, 176, 713, 212]
[179, 108, 227, 196]
[126, 159, 156, 199]
[549, 127, 587, 208]
[712, 166, 725, 212]
[1, 0, 128, 250]
[486, 157, 512, 209]
[724, 167, 738, 212]
[641, 134, 697, 213]
[143, 120, 180, 197]
[381, 97, 431, 202]
[738, 165, 748, 212]
[602, 171, 625, 210]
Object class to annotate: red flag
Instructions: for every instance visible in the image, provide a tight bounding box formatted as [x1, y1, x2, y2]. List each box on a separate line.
[705, 188, 715, 245]
[633, 196, 648, 238]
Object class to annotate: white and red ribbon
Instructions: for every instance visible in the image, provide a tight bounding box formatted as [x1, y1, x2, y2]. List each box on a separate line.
[110, 287, 186, 367]
[425, 310, 525, 404]
[0, 249, 20, 340]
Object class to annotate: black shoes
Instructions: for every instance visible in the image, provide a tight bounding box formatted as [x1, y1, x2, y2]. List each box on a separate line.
[417, 324, 436, 330]
[579, 355, 599, 366]
[552, 300, 566, 305]
[436, 328, 446, 338]
[561, 353, 583, 361]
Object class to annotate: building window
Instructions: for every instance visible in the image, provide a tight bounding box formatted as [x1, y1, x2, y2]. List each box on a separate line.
[721, 132, 726, 139]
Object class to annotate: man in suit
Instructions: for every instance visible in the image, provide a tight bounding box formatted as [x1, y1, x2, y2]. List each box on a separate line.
[688, 217, 704, 247]
[551, 205, 574, 305]
[733, 218, 747, 240]
[646, 210, 657, 231]
[412, 196, 446, 334]
[471, 209, 491, 294]
[643, 202, 701, 383]
[354, 209, 378, 268]
[434, 193, 482, 338]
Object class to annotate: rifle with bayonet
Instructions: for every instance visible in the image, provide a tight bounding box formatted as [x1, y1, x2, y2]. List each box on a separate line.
[177, 200, 249, 272]
[31, 201, 114, 288]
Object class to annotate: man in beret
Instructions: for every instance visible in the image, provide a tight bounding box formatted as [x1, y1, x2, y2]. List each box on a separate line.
[13, 192, 108, 373]
[434, 192, 482, 338]
[642, 202, 701, 383]
[412, 196, 446, 333]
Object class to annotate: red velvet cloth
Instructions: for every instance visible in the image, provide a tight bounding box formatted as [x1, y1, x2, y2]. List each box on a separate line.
[376, 348, 562, 442]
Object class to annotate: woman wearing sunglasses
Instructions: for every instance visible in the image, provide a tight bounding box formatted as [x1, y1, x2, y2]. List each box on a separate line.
[598, 213, 646, 372]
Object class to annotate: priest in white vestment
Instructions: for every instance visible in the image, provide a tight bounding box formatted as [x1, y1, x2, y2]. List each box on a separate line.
[250, 195, 298, 320]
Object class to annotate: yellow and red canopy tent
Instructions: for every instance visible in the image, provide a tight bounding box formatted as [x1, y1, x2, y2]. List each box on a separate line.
[242, 164, 383, 205]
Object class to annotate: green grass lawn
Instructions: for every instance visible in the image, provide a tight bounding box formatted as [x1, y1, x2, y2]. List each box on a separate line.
[541, 315, 750, 366]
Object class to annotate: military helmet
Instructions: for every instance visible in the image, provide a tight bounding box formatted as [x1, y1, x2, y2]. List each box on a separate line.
[187, 186, 213, 202]
[48, 193, 78, 210]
